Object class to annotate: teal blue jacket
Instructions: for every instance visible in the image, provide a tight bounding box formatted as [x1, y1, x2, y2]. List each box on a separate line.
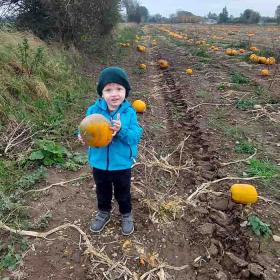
[85, 99, 143, 171]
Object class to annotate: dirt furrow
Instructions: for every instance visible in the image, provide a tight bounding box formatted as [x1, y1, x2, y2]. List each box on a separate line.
[150, 47, 220, 194]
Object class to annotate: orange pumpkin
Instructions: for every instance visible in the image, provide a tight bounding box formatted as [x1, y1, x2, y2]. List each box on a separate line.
[79, 114, 113, 147]
[261, 69, 269, 76]
[230, 184, 258, 204]
[225, 48, 233, 55]
[250, 46, 259, 52]
[250, 54, 256, 61]
[253, 55, 259, 63]
[139, 63, 147, 70]
[267, 57, 276, 65]
[132, 100, 146, 113]
[158, 59, 169, 69]
[258, 56, 267, 64]
[137, 45, 146, 52]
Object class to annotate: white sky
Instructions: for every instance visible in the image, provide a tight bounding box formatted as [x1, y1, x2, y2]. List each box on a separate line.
[139, 0, 279, 17]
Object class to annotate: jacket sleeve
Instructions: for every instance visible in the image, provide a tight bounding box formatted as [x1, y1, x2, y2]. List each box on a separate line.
[116, 109, 143, 145]
[86, 104, 98, 116]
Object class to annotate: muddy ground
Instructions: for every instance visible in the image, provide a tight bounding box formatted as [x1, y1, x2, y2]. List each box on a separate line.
[1, 25, 280, 280]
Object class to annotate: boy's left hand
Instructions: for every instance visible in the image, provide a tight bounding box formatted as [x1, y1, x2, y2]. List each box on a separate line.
[111, 113, 121, 136]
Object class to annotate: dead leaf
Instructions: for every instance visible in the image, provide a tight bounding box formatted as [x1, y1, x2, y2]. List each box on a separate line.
[122, 239, 132, 249]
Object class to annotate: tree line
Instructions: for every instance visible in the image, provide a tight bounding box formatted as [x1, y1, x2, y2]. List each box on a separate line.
[208, 6, 280, 24]
[1, 0, 280, 49]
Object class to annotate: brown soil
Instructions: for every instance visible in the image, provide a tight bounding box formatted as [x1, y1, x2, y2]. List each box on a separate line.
[1, 24, 280, 280]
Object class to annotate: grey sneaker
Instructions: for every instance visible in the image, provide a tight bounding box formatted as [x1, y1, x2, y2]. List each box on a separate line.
[121, 213, 134, 235]
[90, 211, 110, 233]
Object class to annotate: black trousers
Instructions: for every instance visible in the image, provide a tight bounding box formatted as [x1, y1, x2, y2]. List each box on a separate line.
[92, 168, 132, 214]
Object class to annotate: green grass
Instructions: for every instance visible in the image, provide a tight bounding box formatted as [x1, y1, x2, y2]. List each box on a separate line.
[253, 85, 279, 105]
[254, 85, 267, 96]
[230, 71, 249, 84]
[236, 98, 256, 110]
[0, 34, 94, 140]
[224, 41, 249, 49]
[192, 63, 204, 70]
[247, 159, 279, 180]
[113, 25, 140, 62]
[196, 90, 212, 101]
[234, 140, 255, 154]
[256, 48, 275, 58]
[116, 25, 140, 44]
[192, 47, 210, 58]
[240, 53, 252, 62]
[0, 237, 29, 272]
[217, 83, 226, 91]
[208, 108, 251, 140]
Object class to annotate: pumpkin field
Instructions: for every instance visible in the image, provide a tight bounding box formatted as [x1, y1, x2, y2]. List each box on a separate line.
[1, 23, 280, 280]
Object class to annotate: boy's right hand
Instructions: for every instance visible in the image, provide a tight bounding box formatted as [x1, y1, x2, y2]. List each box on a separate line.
[78, 134, 86, 146]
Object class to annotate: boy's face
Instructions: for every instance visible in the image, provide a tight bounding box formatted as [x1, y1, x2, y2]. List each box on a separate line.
[102, 83, 126, 111]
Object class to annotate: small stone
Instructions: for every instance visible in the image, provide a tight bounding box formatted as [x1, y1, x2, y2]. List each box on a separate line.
[241, 269, 250, 278]
[273, 235, 280, 242]
[210, 197, 229, 211]
[248, 263, 263, 277]
[215, 224, 228, 238]
[253, 104, 262, 109]
[225, 252, 248, 268]
[198, 223, 216, 236]
[240, 221, 249, 227]
[210, 211, 230, 227]
[215, 271, 228, 280]
[112, 253, 118, 257]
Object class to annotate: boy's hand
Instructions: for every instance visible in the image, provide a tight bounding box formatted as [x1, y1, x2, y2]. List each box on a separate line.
[111, 113, 121, 136]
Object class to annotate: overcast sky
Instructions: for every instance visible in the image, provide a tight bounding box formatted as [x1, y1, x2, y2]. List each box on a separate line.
[139, 0, 279, 17]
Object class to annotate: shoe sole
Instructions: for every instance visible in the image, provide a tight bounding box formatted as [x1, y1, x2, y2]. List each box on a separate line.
[122, 225, 134, 236]
[89, 217, 111, 234]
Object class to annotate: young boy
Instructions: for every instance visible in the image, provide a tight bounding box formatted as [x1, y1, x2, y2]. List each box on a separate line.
[79, 66, 142, 235]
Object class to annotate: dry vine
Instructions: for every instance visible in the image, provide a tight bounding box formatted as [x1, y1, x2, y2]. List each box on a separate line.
[26, 173, 92, 193]
[221, 149, 257, 166]
[135, 136, 192, 177]
[2, 120, 41, 155]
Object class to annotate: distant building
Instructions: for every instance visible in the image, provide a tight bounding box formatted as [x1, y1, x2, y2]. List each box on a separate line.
[204, 19, 217, 24]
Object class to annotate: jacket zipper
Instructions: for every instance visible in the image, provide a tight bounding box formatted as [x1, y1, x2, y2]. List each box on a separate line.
[106, 144, 110, 170]
[106, 105, 122, 171]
